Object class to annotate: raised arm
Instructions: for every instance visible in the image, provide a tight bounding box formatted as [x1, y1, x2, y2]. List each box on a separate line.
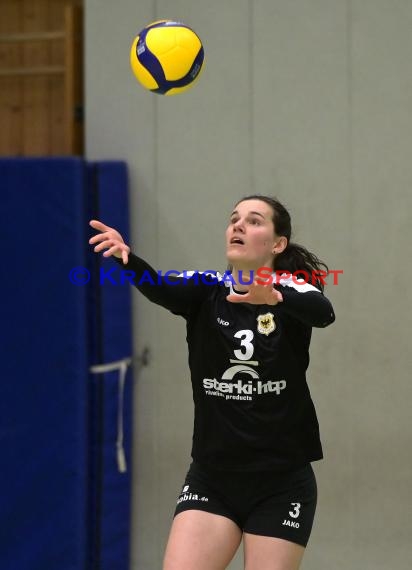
[89, 219, 208, 317]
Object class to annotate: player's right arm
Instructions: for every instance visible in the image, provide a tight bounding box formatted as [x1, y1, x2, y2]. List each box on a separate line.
[89, 219, 207, 317]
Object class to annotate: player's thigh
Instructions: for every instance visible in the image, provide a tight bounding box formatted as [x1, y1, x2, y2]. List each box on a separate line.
[163, 510, 242, 570]
[243, 534, 305, 570]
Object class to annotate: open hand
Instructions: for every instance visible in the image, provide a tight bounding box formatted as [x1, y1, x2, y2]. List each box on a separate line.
[226, 280, 283, 305]
[89, 219, 130, 264]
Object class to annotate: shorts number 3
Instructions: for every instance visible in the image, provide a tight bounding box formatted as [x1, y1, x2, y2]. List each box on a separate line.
[289, 502, 301, 519]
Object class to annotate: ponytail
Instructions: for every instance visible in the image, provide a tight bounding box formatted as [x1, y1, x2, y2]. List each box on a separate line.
[274, 242, 328, 292]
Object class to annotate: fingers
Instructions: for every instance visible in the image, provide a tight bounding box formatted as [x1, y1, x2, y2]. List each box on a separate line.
[89, 231, 121, 246]
[89, 219, 110, 231]
[226, 293, 249, 304]
[89, 220, 125, 247]
[89, 233, 104, 245]
[252, 279, 273, 288]
[93, 238, 114, 253]
[102, 245, 118, 257]
[89, 219, 129, 263]
[89, 219, 117, 246]
[89, 219, 112, 245]
[103, 244, 130, 261]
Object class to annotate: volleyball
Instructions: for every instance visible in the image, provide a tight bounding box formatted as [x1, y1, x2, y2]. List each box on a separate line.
[130, 20, 204, 95]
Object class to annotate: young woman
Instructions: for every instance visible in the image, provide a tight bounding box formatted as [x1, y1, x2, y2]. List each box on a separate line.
[89, 196, 335, 570]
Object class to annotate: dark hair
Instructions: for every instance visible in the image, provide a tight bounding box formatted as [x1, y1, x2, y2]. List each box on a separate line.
[234, 195, 329, 292]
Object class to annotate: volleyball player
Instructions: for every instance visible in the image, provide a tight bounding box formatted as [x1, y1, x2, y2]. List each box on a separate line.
[89, 196, 335, 570]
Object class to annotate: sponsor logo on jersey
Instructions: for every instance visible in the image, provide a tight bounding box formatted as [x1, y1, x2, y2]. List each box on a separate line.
[203, 378, 286, 398]
[202, 328, 286, 401]
[257, 312, 276, 336]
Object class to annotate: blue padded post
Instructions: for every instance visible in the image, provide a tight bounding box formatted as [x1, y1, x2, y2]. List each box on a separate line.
[86, 161, 133, 570]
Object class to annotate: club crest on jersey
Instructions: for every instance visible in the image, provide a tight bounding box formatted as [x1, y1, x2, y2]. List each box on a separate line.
[257, 312, 276, 336]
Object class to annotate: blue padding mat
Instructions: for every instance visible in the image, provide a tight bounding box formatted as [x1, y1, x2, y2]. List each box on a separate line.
[87, 161, 133, 570]
[0, 158, 133, 570]
[0, 158, 89, 570]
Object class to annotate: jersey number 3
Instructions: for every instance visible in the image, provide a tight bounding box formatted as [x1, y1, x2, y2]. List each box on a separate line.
[234, 330, 254, 360]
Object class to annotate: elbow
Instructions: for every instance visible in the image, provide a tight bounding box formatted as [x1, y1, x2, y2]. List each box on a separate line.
[316, 307, 336, 328]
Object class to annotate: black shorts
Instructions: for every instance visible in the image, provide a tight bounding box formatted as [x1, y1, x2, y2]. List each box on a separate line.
[173, 462, 317, 547]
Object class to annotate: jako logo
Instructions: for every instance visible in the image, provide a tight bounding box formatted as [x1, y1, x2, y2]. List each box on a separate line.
[282, 502, 301, 528]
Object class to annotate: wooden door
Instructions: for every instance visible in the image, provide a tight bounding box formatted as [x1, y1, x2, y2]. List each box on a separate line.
[0, 0, 83, 156]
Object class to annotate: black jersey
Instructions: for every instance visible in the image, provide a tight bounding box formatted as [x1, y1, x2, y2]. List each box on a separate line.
[116, 254, 335, 472]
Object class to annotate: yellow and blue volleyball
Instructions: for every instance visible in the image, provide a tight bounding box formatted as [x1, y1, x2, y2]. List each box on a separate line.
[130, 20, 204, 95]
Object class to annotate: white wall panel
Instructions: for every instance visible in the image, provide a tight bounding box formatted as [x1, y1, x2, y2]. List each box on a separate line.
[85, 1, 412, 568]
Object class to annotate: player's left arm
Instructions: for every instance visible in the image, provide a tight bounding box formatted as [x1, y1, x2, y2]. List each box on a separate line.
[226, 279, 335, 328]
[275, 285, 335, 328]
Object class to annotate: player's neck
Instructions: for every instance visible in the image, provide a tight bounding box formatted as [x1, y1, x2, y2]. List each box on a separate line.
[230, 267, 255, 292]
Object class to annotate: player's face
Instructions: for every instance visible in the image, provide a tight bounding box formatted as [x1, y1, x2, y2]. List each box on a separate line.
[226, 199, 282, 270]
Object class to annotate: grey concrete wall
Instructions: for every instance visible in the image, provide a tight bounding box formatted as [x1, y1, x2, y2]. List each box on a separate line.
[85, 1, 412, 568]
